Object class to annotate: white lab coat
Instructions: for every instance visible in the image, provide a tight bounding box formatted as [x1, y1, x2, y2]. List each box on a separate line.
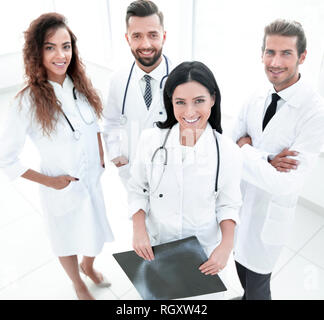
[128, 123, 242, 257]
[231, 77, 324, 274]
[0, 76, 114, 256]
[101, 57, 171, 184]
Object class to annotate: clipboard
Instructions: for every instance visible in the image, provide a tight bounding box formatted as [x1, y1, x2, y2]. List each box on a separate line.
[112, 236, 227, 300]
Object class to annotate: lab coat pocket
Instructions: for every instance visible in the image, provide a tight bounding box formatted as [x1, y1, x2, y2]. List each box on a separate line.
[261, 202, 295, 246]
[43, 181, 88, 217]
[118, 163, 130, 180]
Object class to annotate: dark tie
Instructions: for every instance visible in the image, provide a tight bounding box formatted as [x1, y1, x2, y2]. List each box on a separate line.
[143, 75, 152, 109]
[262, 93, 281, 131]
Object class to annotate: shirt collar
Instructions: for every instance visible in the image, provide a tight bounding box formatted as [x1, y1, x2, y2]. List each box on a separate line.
[134, 56, 166, 82]
[268, 74, 305, 108]
[48, 75, 73, 91]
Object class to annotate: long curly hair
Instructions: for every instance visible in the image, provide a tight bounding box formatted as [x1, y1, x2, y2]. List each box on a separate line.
[17, 12, 103, 135]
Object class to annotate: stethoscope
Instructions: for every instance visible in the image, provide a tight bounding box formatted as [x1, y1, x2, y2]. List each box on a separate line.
[148, 126, 220, 197]
[62, 87, 95, 140]
[120, 54, 169, 126]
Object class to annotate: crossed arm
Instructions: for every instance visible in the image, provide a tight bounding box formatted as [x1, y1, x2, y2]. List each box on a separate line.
[236, 136, 299, 172]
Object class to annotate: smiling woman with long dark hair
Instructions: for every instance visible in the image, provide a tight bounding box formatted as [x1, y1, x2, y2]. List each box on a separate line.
[127, 61, 243, 299]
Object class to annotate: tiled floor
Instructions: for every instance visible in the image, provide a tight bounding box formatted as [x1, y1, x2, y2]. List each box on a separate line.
[1, 88, 324, 300]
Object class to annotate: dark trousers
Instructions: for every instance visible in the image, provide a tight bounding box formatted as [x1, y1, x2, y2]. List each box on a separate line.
[235, 260, 272, 300]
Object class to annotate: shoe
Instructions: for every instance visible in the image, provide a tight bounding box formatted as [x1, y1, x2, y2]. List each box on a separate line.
[79, 263, 111, 288]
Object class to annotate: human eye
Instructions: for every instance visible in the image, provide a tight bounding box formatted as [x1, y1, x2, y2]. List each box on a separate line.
[195, 98, 205, 104]
[283, 50, 291, 56]
[44, 46, 54, 51]
[175, 100, 185, 105]
[265, 49, 274, 56]
[150, 33, 159, 39]
[63, 44, 71, 50]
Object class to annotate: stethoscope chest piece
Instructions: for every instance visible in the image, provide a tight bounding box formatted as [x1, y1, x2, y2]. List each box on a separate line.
[120, 115, 127, 126]
[73, 129, 82, 141]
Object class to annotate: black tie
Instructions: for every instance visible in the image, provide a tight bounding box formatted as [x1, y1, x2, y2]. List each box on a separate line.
[143, 75, 152, 109]
[262, 93, 281, 131]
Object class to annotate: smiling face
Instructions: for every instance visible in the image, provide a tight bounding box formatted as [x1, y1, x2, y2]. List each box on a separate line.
[262, 35, 306, 92]
[172, 81, 215, 141]
[125, 14, 166, 73]
[42, 27, 72, 85]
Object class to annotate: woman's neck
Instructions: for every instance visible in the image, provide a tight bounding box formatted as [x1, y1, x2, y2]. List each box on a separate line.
[179, 125, 206, 146]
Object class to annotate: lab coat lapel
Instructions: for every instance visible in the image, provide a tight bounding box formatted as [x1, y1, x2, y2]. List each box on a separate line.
[261, 102, 289, 141]
[142, 83, 160, 126]
[125, 77, 150, 131]
[165, 124, 182, 187]
[247, 95, 266, 147]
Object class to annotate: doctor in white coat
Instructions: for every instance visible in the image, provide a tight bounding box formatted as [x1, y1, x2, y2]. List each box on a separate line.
[102, 0, 172, 186]
[232, 19, 324, 300]
[0, 13, 114, 300]
[128, 61, 242, 298]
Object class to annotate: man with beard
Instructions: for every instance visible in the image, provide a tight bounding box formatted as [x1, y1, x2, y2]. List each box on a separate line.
[102, 0, 172, 187]
[231, 19, 324, 299]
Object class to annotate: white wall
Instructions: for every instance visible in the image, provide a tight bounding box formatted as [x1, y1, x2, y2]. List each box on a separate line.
[0, 0, 323, 213]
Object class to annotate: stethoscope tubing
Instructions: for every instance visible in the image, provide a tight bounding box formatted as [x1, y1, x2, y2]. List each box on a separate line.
[121, 54, 169, 117]
[151, 127, 220, 194]
[62, 87, 94, 140]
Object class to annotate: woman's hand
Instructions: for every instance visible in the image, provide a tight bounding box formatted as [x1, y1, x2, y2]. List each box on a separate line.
[112, 156, 129, 168]
[132, 209, 154, 261]
[133, 229, 154, 261]
[199, 243, 231, 275]
[199, 219, 235, 275]
[47, 175, 79, 190]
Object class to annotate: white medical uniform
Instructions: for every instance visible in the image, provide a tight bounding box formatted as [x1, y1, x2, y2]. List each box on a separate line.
[0, 76, 114, 256]
[128, 123, 242, 257]
[101, 58, 171, 185]
[231, 76, 324, 274]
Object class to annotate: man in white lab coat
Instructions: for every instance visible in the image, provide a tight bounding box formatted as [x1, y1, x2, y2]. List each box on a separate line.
[102, 0, 171, 186]
[232, 19, 324, 300]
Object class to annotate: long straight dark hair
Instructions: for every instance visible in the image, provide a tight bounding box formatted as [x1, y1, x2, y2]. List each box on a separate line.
[156, 61, 222, 134]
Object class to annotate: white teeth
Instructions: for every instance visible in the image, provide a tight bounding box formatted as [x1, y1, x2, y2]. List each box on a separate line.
[140, 50, 153, 55]
[270, 69, 283, 74]
[184, 118, 199, 123]
[54, 62, 65, 66]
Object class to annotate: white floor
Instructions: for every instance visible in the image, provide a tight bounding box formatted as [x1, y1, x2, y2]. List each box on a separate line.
[1, 88, 324, 300]
[0, 160, 324, 300]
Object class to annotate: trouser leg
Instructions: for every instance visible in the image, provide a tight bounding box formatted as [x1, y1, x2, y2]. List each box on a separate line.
[235, 260, 272, 300]
[235, 260, 247, 300]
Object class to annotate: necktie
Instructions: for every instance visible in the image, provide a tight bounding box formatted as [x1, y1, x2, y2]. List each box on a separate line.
[143, 75, 152, 109]
[262, 93, 281, 131]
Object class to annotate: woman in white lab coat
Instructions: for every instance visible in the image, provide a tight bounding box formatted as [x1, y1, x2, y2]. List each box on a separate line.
[128, 61, 242, 293]
[0, 13, 114, 300]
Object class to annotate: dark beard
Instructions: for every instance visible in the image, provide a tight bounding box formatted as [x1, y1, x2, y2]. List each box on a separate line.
[134, 48, 162, 67]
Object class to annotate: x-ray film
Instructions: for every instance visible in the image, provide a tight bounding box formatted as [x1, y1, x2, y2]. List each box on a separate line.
[112, 236, 227, 300]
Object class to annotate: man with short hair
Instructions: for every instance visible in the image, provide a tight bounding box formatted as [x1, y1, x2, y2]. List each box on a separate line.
[102, 0, 172, 186]
[232, 19, 324, 300]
